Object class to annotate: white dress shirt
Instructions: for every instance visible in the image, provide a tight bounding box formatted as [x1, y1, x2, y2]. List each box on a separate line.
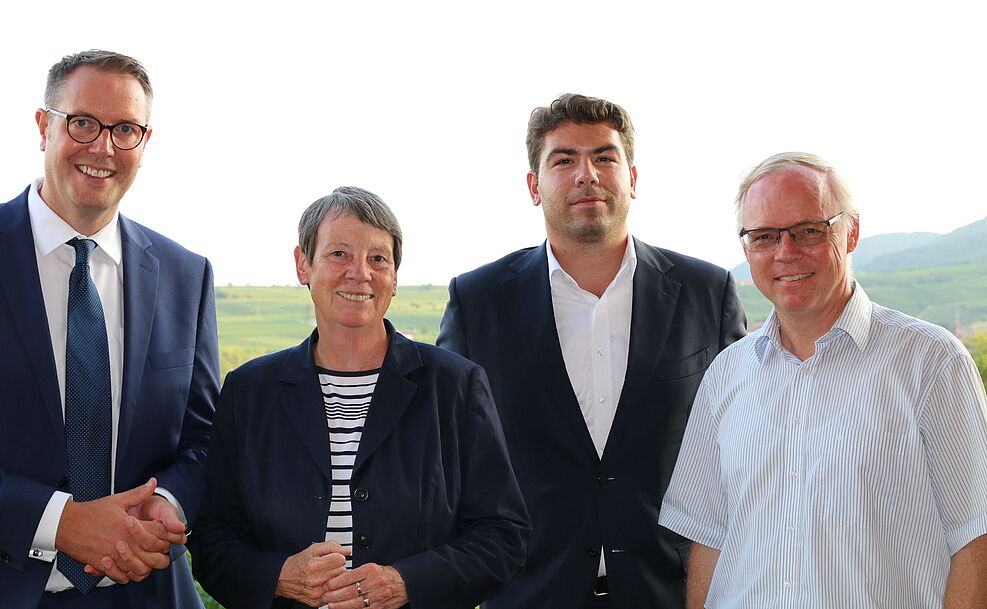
[547, 236, 636, 577]
[659, 283, 987, 608]
[26, 178, 181, 591]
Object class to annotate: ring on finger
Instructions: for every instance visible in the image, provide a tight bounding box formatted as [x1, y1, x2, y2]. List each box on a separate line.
[363, 595, 371, 608]
[355, 581, 363, 594]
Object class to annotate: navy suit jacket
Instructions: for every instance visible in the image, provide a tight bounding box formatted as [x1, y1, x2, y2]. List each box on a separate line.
[0, 187, 220, 609]
[189, 323, 530, 609]
[437, 239, 747, 608]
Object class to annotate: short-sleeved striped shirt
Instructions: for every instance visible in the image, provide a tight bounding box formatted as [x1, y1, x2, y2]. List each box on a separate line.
[318, 367, 378, 567]
[659, 283, 987, 608]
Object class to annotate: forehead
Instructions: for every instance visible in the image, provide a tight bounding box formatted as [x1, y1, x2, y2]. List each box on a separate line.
[54, 66, 149, 122]
[743, 166, 834, 227]
[316, 212, 394, 251]
[541, 122, 625, 158]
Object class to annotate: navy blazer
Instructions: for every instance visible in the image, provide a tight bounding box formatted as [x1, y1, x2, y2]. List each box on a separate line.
[0, 187, 220, 609]
[437, 239, 747, 608]
[189, 323, 530, 609]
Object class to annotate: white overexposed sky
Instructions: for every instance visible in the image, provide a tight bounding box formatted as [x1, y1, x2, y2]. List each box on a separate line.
[4, 1, 985, 286]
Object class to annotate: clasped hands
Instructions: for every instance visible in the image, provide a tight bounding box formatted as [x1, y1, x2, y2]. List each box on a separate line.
[277, 541, 408, 608]
[54, 477, 186, 584]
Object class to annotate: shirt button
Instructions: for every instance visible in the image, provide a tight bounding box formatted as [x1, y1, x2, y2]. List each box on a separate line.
[597, 348, 607, 357]
[599, 396, 608, 404]
[31, 549, 43, 558]
[793, 417, 802, 424]
[789, 470, 799, 478]
[786, 525, 795, 533]
[783, 581, 792, 588]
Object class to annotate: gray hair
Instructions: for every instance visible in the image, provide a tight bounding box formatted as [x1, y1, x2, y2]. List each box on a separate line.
[735, 151, 857, 231]
[297, 186, 403, 270]
[45, 50, 153, 121]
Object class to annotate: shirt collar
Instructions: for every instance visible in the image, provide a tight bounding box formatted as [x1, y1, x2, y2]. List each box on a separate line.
[546, 235, 638, 287]
[753, 280, 872, 361]
[28, 177, 123, 264]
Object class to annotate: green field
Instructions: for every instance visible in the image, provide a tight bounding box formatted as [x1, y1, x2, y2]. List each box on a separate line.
[217, 263, 987, 384]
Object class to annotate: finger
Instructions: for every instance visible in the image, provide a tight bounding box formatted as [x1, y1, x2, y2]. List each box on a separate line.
[115, 479, 157, 510]
[127, 517, 183, 551]
[98, 554, 133, 585]
[160, 512, 187, 535]
[114, 540, 155, 578]
[310, 539, 350, 556]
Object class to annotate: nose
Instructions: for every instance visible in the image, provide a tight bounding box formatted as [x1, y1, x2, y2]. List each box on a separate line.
[345, 258, 372, 281]
[773, 230, 800, 260]
[87, 128, 115, 156]
[576, 157, 599, 186]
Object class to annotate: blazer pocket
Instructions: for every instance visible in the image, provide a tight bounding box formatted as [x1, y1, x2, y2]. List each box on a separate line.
[653, 347, 709, 380]
[148, 348, 195, 370]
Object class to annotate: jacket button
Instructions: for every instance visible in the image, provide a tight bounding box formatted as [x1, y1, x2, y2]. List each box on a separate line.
[596, 474, 608, 485]
[353, 488, 369, 502]
[587, 548, 599, 557]
[56, 476, 69, 490]
[357, 535, 373, 549]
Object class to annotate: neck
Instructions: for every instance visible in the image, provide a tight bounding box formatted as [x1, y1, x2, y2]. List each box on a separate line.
[37, 183, 114, 237]
[549, 233, 628, 298]
[776, 282, 854, 361]
[314, 324, 389, 371]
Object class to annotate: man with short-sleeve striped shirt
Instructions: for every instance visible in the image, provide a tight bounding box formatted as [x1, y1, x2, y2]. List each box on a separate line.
[659, 152, 987, 608]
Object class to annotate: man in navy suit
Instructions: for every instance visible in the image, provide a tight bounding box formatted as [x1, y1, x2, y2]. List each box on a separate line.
[0, 50, 219, 608]
[437, 94, 747, 608]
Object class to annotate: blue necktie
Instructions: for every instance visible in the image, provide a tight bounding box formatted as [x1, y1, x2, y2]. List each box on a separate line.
[60, 237, 112, 594]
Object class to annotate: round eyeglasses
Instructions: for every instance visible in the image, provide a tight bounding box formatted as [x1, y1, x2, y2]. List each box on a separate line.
[45, 108, 148, 151]
[739, 212, 846, 252]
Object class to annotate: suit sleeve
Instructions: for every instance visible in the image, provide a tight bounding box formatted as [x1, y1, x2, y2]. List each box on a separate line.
[0, 473, 59, 568]
[151, 258, 220, 527]
[188, 370, 291, 609]
[436, 277, 469, 358]
[719, 272, 747, 350]
[390, 365, 530, 608]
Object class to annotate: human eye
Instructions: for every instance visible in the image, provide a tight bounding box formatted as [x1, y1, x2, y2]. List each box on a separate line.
[554, 158, 573, 166]
[597, 155, 616, 163]
[115, 123, 137, 135]
[370, 254, 387, 264]
[751, 230, 777, 243]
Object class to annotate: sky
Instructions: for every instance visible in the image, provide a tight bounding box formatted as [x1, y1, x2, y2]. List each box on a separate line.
[4, 1, 985, 287]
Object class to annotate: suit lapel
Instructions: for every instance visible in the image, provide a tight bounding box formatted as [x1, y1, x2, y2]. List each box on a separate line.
[354, 324, 418, 472]
[604, 239, 680, 457]
[0, 190, 64, 440]
[509, 244, 598, 460]
[279, 335, 333, 483]
[116, 216, 158, 473]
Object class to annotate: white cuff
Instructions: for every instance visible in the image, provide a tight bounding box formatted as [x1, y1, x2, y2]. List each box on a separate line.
[30, 491, 71, 562]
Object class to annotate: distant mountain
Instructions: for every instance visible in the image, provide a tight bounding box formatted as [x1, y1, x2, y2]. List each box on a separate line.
[730, 217, 986, 279]
[859, 216, 987, 273]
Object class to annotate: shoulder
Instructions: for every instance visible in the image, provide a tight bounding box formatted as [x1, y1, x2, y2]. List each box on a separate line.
[120, 215, 208, 265]
[869, 302, 969, 359]
[639, 240, 732, 281]
[397, 333, 482, 378]
[451, 246, 541, 289]
[227, 343, 300, 383]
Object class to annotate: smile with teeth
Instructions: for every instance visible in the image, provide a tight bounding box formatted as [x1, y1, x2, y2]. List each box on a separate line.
[778, 273, 813, 282]
[338, 292, 373, 302]
[77, 165, 114, 178]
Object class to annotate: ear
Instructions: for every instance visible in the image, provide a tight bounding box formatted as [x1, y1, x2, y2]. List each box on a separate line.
[629, 165, 638, 199]
[294, 246, 310, 286]
[846, 214, 860, 254]
[36, 108, 49, 152]
[527, 171, 541, 207]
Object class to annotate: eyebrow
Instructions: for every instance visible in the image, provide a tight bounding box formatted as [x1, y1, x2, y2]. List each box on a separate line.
[546, 144, 621, 159]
